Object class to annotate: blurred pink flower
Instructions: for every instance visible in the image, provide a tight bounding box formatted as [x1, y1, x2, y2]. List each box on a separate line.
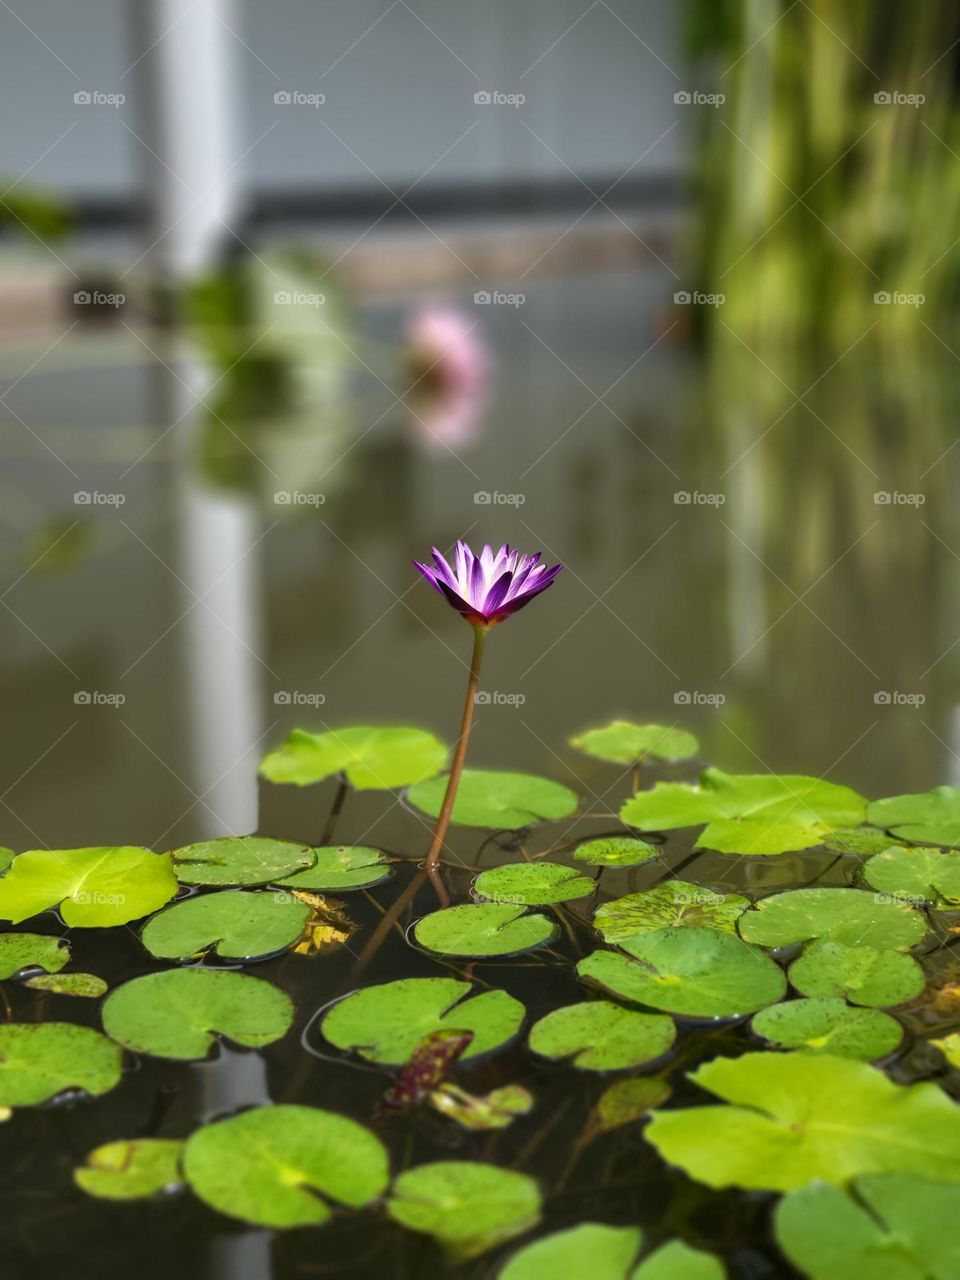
[405, 304, 491, 447]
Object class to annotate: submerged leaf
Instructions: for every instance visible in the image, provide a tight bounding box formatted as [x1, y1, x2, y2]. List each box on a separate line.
[0, 1022, 121, 1106]
[408, 769, 578, 830]
[473, 862, 594, 906]
[595, 1076, 672, 1133]
[571, 721, 698, 764]
[529, 1000, 675, 1070]
[75, 1139, 184, 1200]
[414, 903, 557, 958]
[824, 827, 900, 855]
[788, 939, 924, 1007]
[140, 889, 310, 961]
[500, 1223, 642, 1280]
[573, 836, 660, 867]
[862, 845, 960, 906]
[594, 880, 749, 942]
[260, 725, 447, 790]
[429, 1082, 533, 1131]
[387, 1160, 541, 1258]
[24, 972, 107, 998]
[291, 894, 357, 955]
[869, 787, 960, 847]
[0, 931, 69, 979]
[750, 997, 903, 1060]
[169, 836, 314, 887]
[737, 888, 926, 950]
[274, 845, 392, 892]
[0, 846, 177, 927]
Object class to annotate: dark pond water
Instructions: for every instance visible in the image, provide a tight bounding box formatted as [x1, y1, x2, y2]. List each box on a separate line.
[1, 267, 960, 1277]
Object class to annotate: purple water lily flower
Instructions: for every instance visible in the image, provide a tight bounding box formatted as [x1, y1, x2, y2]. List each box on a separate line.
[414, 541, 563, 627]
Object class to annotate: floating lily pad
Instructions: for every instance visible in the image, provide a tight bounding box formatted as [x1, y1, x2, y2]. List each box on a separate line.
[595, 1076, 672, 1132]
[273, 845, 392, 892]
[413, 904, 557, 958]
[645, 1051, 960, 1191]
[75, 1139, 184, 1200]
[101, 968, 294, 1060]
[869, 787, 960, 846]
[775, 1174, 960, 1280]
[500, 1223, 642, 1280]
[788, 939, 925, 1007]
[573, 836, 660, 867]
[571, 721, 699, 764]
[0, 932, 69, 979]
[578, 927, 786, 1018]
[823, 827, 898, 855]
[141, 890, 310, 961]
[321, 977, 525, 1065]
[473, 862, 594, 906]
[170, 836, 315, 887]
[24, 972, 107, 998]
[933, 1033, 960, 1068]
[0, 1023, 121, 1106]
[751, 997, 902, 1060]
[862, 845, 960, 905]
[0, 848, 13, 874]
[737, 888, 925, 950]
[634, 1242, 726, 1279]
[0, 846, 178, 927]
[594, 881, 749, 943]
[529, 1000, 675, 1070]
[408, 770, 578, 830]
[621, 769, 866, 855]
[260, 725, 447, 790]
[387, 1161, 541, 1258]
[182, 1105, 389, 1228]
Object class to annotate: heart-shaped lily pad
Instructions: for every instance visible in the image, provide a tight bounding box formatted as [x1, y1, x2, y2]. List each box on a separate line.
[260, 725, 447, 790]
[101, 968, 294, 1060]
[645, 1051, 960, 1190]
[170, 836, 315, 887]
[0, 932, 70, 979]
[594, 881, 749, 943]
[869, 787, 960, 846]
[737, 888, 926, 950]
[862, 845, 960, 905]
[321, 977, 525, 1065]
[182, 1105, 389, 1228]
[0, 1022, 121, 1106]
[413, 904, 557, 958]
[0, 846, 178, 927]
[823, 827, 899, 855]
[24, 972, 107, 998]
[529, 1000, 675, 1070]
[578, 927, 786, 1018]
[573, 836, 660, 867]
[273, 845, 392, 892]
[141, 890, 310, 961]
[75, 1139, 184, 1200]
[500, 1223, 642, 1280]
[408, 770, 578, 830]
[570, 721, 699, 764]
[387, 1161, 541, 1258]
[473, 862, 594, 906]
[788, 939, 925, 1007]
[750, 997, 902, 1060]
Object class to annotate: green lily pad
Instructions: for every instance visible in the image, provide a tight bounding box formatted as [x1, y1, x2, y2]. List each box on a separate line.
[0, 1022, 121, 1106]
[578, 927, 786, 1018]
[182, 1105, 389, 1228]
[101, 968, 294, 1060]
[737, 888, 926, 950]
[75, 1139, 184, 1200]
[473, 862, 594, 906]
[788, 939, 925, 1007]
[273, 845, 392, 892]
[634, 1242, 726, 1279]
[260, 725, 447, 790]
[775, 1174, 960, 1280]
[387, 1161, 541, 1259]
[170, 836, 315, 887]
[24, 972, 107, 998]
[932, 1034, 960, 1067]
[0, 932, 69, 979]
[594, 881, 749, 943]
[596, 1077, 672, 1132]
[573, 836, 660, 867]
[645, 1051, 960, 1191]
[500, 1223, 642, 1280]
[321, 977, 525, 1065]
[408, 770, 578, 830]
[570, 721, 699, 764]
[621, 769, 866, 855]
[751, 997, 903, 1060]
[0, 848, 13, 874]
[862, 846, 960, 905]
[529, 1000, 675, 1070]
[414, 904, 557, 958]
[869, 787, 960, 847]
[141, 890, 310, 961]
[0, 846, 178, 927]
[824, 827, 898, 855]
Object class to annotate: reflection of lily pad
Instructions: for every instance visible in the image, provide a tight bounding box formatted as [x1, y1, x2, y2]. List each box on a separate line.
[0, 932, 69, 979]
[594, 880, 749, 943]
[0, 1023, 121, 1106]
[751, 997, 902, 1060]
[273, 845, 391, 892]
[571, 721, 698, 764]
[183, 1105, 389, 1228]
[260, 725, 447, 790]
[24, 972, 107, 998]
[529, 1000, 675, 1070]
[869, 787, 960, 846]
[573, 836, 660, 867]
[578, 927, 785, 1017]
[645, 1051, 960, 1190]
[141, 890, 310, 961]
[414, 904, 557, 958]
[788, 939, 925, 1007]
[321, 977, 525, 1065]
[170, 836, 314, 887]
[474, 862, 594, 906]
[862, 846, 960, 905]
[0, 846, 178, 926]
[101, 968, 294, 1060]
[75, 1139, 184, 1200]
[387, 1161, 541, 1258]
[738, 888, 925, 950]
[408, 770, 578, 830]
[500, 1223, 642, 1280]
